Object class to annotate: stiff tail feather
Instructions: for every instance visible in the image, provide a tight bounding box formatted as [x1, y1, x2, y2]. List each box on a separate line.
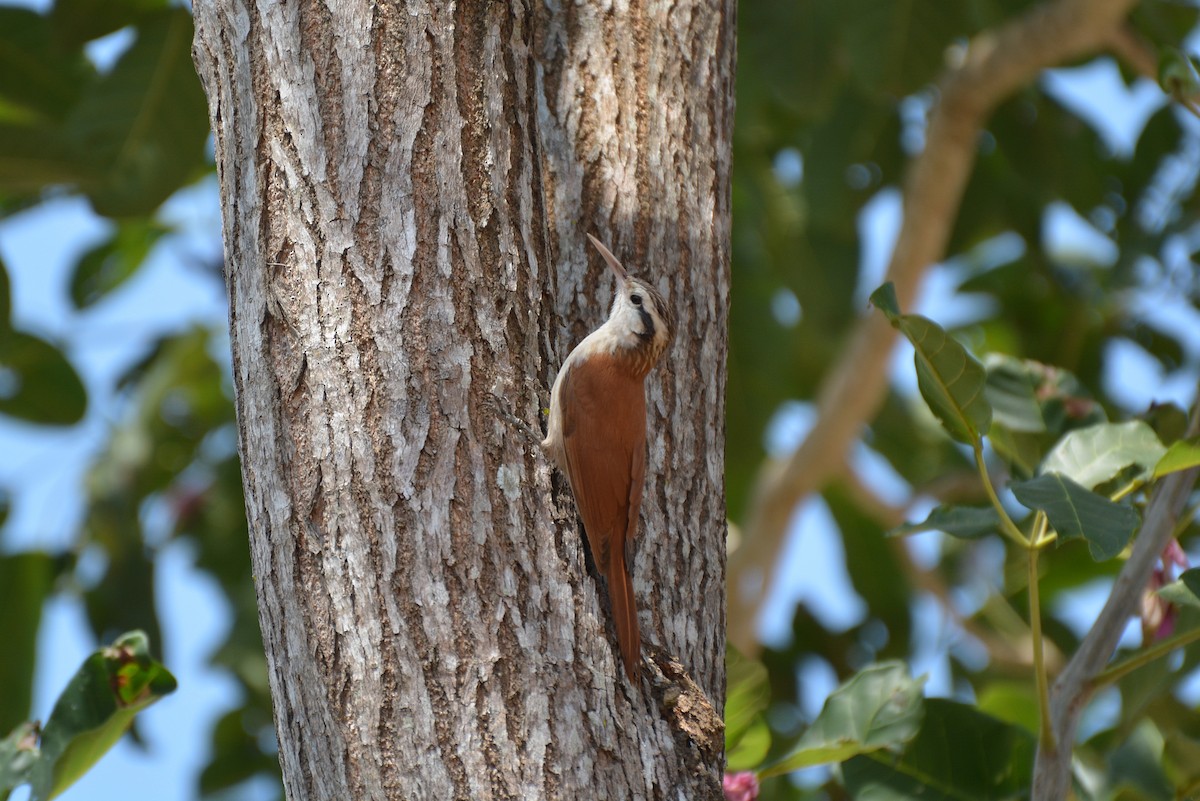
[607, 552, 641, 681]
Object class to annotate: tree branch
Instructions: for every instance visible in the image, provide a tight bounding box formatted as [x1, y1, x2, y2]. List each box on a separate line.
[1107, 24, 1160, 81]
[1031, 390, 1200, 800]
[727, 0, 1142, 654]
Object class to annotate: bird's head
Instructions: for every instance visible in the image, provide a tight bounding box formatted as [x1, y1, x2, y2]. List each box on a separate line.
[587, 234, 674, 367]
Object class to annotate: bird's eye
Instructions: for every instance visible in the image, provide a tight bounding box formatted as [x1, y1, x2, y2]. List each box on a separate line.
[631, 294, 643, 307]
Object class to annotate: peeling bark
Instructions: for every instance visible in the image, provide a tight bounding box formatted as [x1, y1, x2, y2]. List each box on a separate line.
[192, 1, 733, 798]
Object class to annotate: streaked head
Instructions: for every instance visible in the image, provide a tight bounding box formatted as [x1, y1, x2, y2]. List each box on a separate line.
[587, 234, 674, 366]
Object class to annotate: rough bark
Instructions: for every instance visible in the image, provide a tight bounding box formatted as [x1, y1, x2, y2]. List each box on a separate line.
[192, 1, 732, 799]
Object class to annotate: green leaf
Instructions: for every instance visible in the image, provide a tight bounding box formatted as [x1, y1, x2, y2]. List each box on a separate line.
[1106, 720, 1172, 801]
[727, 715, 771, 772]
[0, 257, 8, 331]
[760, 661, 925, 776]
[0, 721, 39, 801]
[64, 9, 209, 216]
[29, 631, 176, 801]
[843, 699, 1035, 801]
[1158, 46, 1200, 106]
[889, 504, 1001, 540]
[0, 8, 91, 120]
[0, 330, 87, 425]
[1011, 473, 1140, 561]
[974, 682, 1039, 736]
[842, 0, 971, 99]
[870, 281, 901, 317]
[197, 707, 279, 796]
[1158, 568, 1200, 611]
[1153, 436, 1200, 479]
[0, 553, 54, 734]
[50, 0, 171, 50]
[723, 647, 773, 770]
[1164, 728, 1200, 795]
[69, 220, 168, 309]
[982, 355, 1099, 478]
[725, 647, 771, 757]
[0, 122, 90, 195]
[1040, 421, 1166, 491]
[983, 354, 1045, 434]
[871, 282, 992, 444]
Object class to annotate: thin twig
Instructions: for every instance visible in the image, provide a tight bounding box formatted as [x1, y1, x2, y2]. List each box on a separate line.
[1091, 626, 1200, 688]
[1027, 514, 1054, 752]
[839, 467, 1064, 674]
[974, 441, 1030, 547]
[1032, 385, 1200, 799]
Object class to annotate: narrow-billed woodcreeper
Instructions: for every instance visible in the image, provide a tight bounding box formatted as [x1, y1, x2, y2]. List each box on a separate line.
[541, 234, 674, 681]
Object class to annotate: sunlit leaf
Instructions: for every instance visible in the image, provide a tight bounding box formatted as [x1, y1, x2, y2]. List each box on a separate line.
[727, 716, 770, 772]
[1040, 421, 1165, 491]
[889, 504, 1001, 540]
[760, 661, 925, 776]
[871, 282, 992, 444]
[1158, 569, 1200, 611]
[28, 631, 176, 801]
[975, 682, 1039, 736]
[1153, 436, 1200, 480]
[1011, 473, 1140, 561]
[842, 699, 1035, 801]
[725, 647, 771, 755]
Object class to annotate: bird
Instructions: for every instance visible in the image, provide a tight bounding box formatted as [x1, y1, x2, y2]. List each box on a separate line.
[541, 233, 674, 682]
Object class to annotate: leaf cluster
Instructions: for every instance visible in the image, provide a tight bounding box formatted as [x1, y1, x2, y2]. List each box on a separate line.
[0, 1, 277, 797]
[1, 631, 176, 801]
[725, 1, 1200, 798]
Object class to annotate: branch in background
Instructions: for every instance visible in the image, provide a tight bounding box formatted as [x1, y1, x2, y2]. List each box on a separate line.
[727, 0, 1142, 655]
[839, 468, 1064, 676]
[1108, 24, 1160, 81]
[1031, 391, 1200, 800]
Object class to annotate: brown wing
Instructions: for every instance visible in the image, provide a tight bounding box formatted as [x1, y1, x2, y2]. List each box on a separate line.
[560, 355, 647, 571]
[559, 354, 646, 679]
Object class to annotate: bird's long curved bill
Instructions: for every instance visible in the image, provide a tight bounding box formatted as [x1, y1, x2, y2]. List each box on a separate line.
[587, 233, 629, 283]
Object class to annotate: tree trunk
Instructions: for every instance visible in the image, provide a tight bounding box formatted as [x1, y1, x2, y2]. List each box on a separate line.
[191, 2, 734, 799]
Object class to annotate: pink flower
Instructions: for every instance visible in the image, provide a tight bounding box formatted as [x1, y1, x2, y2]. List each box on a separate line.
[1141, 540, 1190, 642]
[723, 772, 759, 801]
[1164, 539, 1189, 570]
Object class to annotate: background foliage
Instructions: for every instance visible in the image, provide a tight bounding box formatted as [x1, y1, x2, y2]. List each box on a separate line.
[2, 0, 1200, 798]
